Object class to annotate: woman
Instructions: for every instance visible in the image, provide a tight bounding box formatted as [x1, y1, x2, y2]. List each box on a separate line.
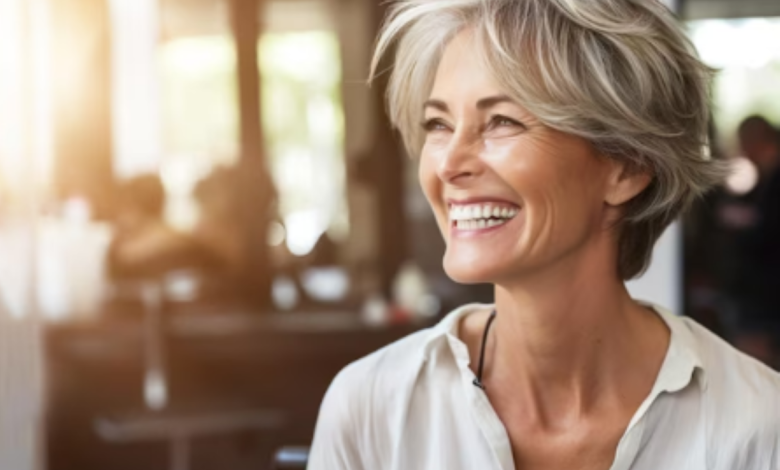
[310, 0, 780, 468]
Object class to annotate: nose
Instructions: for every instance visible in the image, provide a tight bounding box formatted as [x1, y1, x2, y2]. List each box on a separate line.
[436, 131, 484, 185]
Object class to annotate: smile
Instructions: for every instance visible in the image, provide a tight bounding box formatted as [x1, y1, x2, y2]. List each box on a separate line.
[448, 202, 519, 231]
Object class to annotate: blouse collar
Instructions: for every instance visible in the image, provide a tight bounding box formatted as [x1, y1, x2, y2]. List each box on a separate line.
[421, 301, 707, 393]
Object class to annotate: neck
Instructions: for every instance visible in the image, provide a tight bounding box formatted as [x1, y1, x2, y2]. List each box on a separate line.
[487, 234, 669, 425]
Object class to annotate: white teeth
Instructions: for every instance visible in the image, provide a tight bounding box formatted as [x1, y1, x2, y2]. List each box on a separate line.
[449, 203, 520, 222]
[455, 217, 512, 230]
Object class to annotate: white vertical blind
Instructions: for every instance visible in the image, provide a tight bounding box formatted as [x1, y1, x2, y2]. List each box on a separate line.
[0, 0, 48, 467]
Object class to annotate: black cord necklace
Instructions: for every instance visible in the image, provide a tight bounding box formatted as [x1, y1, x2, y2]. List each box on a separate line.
[472, 309, 497, 390]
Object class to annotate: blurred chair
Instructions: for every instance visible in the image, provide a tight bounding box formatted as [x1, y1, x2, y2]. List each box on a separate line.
[96, 408, 285, 470]
[94, 278, 286, 470]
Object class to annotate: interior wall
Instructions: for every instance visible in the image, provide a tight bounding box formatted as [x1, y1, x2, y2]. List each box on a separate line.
[684, 0, 780, 20]
[624, 0, 682, 314]
[0, 317, 44, 470]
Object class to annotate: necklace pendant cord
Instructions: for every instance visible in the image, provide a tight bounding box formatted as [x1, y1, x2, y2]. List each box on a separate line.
[473, 309, 497, 390]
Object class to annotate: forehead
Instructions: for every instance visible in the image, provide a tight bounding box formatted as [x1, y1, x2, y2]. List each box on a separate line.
[429, 29, 504, 102]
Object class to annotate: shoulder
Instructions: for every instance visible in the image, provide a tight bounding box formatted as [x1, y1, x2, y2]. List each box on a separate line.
[677, 317, 780, 466]
[323, 325, 433, 409]
[308, 326, 434, 469]
[680, 316, 780, 400]
[316, 303, 485, 417]
[309, 303, 485, 469]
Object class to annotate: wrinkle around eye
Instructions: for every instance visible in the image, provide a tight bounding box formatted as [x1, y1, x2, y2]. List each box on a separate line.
[484, 125, 526, 139]
[481, 115, 527, 138]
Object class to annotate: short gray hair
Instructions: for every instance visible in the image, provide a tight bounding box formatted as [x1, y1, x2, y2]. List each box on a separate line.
[371, 0, 727, 279]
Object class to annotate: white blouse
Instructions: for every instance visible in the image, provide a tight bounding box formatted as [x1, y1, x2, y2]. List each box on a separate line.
[309, 303, 780, 470]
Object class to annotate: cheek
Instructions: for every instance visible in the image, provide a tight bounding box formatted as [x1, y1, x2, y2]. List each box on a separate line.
[485, 139, 566, 205]
[417, 149, 437, 201]
[490, 139, 606, 242]
[525, 164, 603, 229]
[418, 152, 448, 229]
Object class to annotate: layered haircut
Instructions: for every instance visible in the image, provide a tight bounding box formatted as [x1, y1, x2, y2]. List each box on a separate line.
[370, 0, 726, 279]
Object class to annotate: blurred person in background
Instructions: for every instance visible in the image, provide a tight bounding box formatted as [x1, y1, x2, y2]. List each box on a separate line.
[107, 174, 194, 279]
[193, 166, 348, 308]
[309, 1, 780, 469]
[721, 116, 780, 366]
[192, 161, 279, 309]
[193, 166, 245, 276]
[192, 165, 273, 304]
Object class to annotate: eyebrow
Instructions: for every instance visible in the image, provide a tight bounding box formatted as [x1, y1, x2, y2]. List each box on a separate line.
[423, 94, 516, 113]
[423, 99, 449, 113]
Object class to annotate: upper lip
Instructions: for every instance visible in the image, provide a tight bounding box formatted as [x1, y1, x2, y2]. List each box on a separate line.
[445, 196, 520, 207]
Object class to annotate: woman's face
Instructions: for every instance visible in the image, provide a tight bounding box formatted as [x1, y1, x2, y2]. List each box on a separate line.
[419, 31, 624, 284]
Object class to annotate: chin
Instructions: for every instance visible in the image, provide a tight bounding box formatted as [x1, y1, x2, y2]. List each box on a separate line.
[443, 254, 503, 285]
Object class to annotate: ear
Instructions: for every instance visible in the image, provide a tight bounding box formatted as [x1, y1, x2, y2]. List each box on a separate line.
[604, 160, 652, 207]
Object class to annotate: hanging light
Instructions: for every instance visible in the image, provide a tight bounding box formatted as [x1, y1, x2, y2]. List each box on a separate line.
[726, 156, 759, 195]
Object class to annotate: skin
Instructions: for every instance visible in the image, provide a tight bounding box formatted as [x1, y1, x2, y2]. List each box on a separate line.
[419, 30, 671, 470]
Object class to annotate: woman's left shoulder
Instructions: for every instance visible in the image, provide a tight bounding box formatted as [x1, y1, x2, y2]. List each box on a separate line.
[681, 316, 780, 399]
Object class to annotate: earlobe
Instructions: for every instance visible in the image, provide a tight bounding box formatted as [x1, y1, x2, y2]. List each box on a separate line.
[604, 163, 653, 207]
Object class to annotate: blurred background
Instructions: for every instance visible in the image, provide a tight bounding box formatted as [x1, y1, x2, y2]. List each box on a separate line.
[0, 0, 778, 469]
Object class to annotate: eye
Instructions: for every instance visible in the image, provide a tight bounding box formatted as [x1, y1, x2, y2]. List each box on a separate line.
[489, 115, 524, 129]
[421, 118, 450, 133]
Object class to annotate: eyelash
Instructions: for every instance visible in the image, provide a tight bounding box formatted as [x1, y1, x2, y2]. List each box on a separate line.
[420, 115, 525, 132]
[490, 116, 523, 129]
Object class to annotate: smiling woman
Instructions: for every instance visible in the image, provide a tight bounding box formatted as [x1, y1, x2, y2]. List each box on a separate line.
[309, 1, 780, 469]
[414, 34, 645, 286]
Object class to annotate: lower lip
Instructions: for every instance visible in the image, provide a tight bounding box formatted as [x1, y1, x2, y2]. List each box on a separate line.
[450, 213, 520, 238]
